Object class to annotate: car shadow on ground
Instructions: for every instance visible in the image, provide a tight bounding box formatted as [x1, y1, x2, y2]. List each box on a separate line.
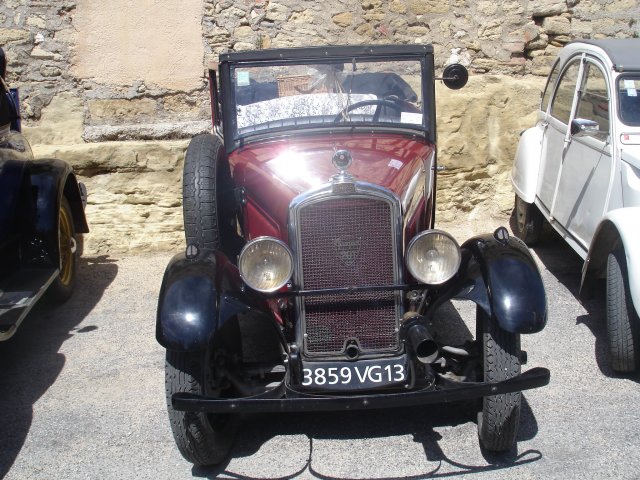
[194, 399, 542, 480]
[0, 255, 118, 478]
[522, 222, 640, 383]
[192, 302, 543, 480]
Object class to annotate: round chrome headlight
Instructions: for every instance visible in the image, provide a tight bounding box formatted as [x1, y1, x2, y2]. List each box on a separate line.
[239, 237, 293, 292]
[406, 230, 461, 285]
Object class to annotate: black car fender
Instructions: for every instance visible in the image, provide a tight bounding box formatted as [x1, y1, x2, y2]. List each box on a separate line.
[0, 158, 28, 242]
[29, 158, 88, 228]
[456, 232, 547, 334]
[4, 157, 88, 267]
[156, 249, 272, 352]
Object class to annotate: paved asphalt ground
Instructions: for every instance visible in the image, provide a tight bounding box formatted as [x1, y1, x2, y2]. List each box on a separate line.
[2, 220, 640, 479]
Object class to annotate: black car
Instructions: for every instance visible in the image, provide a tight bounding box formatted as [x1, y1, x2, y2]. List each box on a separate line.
[156, 44, 550, 466]
[0, 47, 88, 340]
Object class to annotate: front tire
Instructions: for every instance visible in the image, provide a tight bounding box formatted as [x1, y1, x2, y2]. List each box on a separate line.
[165, 349, 236, 466]
[47, 195, 78, 303]
[512, 195, 543, 245]
[477, 307, 522, 452]
[606, 247, 640, 373]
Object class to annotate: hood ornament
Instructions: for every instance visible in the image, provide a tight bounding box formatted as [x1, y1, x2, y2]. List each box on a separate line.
[331, 149, 355, 188]
[332, 149, 352, 172]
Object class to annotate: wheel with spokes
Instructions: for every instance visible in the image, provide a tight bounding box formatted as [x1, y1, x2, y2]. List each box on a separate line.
[47, 195, 78, 303]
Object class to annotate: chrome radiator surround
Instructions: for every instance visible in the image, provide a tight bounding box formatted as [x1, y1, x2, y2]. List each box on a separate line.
[288, 178, 404, 358]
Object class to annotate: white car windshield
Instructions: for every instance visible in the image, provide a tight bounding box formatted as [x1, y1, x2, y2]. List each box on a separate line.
[231, 59, 423, 137]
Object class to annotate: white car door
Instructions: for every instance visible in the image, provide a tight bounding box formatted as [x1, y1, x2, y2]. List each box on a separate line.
[552, 58, 614, 254]
[537, 58, 582, 214]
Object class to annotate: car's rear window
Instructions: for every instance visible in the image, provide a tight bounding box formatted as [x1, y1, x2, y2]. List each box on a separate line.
[230, 58, 424, 139]
[618, 76, 640, 126]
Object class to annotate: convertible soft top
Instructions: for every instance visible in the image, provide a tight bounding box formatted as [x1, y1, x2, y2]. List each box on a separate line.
[574, 38, 640, 72]
[219, 44, 434, 63]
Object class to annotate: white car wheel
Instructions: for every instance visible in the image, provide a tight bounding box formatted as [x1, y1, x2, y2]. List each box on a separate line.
[606, 247, 640, 373]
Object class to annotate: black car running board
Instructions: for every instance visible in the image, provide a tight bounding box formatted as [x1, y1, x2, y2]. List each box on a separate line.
[0, 267, 58, 340]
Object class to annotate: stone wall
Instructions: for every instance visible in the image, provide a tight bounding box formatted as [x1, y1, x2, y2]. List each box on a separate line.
[1, 0, 638, 253]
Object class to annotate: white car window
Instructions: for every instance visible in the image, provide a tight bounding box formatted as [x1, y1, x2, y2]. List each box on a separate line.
[541, 59, 560, 113]
[618, 76, 640, 126]
[550, 60, 581, 125]
[575, 62, 610, 142]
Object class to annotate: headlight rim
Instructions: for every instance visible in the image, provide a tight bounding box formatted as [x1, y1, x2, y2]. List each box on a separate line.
[238, 236, 294, 293]
[406, 229, 461, 285]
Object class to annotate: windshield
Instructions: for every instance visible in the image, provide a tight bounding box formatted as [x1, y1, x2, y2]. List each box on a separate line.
[230, 58, 424, 139]
[618, 75, 640, 126]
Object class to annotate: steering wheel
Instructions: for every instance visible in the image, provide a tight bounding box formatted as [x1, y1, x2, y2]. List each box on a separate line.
[333, 98, 403, 122]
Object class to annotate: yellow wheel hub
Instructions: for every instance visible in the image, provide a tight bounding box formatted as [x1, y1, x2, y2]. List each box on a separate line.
[58, 205, 75, 286]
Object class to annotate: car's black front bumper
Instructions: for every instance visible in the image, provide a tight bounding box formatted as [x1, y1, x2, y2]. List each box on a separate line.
[172, 367, 550, 414]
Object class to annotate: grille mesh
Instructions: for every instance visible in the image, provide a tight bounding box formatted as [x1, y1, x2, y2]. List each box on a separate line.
[298, 197, 399, 354]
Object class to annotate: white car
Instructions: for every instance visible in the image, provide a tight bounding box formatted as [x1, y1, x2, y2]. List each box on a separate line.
[512, 39, 640, 373]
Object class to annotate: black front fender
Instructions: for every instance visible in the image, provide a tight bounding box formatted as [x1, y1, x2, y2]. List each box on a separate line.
[156, 251, 219, 351]
[458, 232, 547, 334]
[9, 158, 87, 268]
[156, 249, 265, 351]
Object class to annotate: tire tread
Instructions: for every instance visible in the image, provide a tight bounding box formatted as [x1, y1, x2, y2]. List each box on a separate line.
[183, 135, 223, 250]
[606, 248, 640, 373]
[478, 308, 522, 452]
[165, 350, 232, 466]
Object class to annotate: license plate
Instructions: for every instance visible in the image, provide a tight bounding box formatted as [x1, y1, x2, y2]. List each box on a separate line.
[299, 355, 408, 391]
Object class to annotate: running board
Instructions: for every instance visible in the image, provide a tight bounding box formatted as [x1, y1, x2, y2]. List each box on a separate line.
[0, 268, 59, 340]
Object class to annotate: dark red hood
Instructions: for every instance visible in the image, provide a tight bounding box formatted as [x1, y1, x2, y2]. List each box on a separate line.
[229, 133, 434, 238]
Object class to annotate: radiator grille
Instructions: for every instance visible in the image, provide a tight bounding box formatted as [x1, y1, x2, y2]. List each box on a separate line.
[298, 197, 399, 355]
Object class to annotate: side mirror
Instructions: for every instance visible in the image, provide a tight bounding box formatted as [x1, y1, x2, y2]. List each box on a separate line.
[439, 64, 468, 90]
[570, 118, 599, 137]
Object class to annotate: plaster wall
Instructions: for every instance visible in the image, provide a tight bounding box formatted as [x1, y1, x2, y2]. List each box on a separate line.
[72, 0, 205, 91]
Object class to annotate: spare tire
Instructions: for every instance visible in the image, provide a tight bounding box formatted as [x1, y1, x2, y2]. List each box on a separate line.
[182, 134, 228, 251]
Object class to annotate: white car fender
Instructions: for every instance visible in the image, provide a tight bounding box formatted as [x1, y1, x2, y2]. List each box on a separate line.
[511, 125, 544, 203]
[582, 207, 640, 315]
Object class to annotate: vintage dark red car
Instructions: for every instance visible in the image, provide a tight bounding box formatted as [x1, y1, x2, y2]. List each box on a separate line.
[156, 44, 550, 465]
[0, 47, 88, 340]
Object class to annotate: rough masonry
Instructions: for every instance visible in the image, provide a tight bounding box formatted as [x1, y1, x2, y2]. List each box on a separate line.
[1, 0, 638, 252]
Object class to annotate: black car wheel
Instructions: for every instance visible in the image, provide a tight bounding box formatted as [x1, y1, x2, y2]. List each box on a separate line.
[512, 195, 543, 245]
[606, 247, 640, 373]
[165, 349, 237, 466]
[47, 195, 78, 303]
[477, 306, 522, 452]
[182, 134, 240, 255]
